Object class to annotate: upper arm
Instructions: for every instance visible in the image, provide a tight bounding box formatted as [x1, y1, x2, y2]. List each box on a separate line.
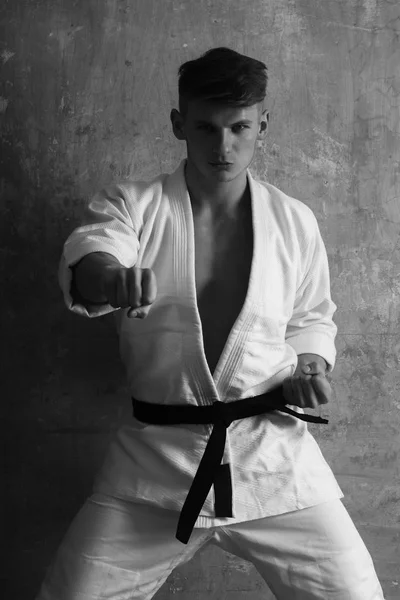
[285, 210, 337, 370]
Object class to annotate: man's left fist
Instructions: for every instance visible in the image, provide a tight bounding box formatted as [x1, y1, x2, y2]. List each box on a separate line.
[283, 353, 332, 409]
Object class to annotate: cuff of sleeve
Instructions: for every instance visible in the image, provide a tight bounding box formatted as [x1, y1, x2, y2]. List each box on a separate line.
[59, 241, 129, 318]
[286, 332, 336, 371]
[64, 239, 130, 269]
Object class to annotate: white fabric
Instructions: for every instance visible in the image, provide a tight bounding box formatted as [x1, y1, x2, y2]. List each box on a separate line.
[36, 496, 384, 600]
[59, 159, 343, 525]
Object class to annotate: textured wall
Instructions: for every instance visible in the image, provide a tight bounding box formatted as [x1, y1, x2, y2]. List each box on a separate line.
[1, 0, 399, 598]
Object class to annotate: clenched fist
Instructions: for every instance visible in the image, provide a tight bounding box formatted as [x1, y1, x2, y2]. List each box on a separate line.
[283, 353, 332, 409]
[73, 253, 157, 319]
[102, 266, 157, 318]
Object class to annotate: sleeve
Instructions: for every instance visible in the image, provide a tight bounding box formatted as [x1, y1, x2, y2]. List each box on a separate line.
[285, 214, 337, 371]
[59, 184, 140, 318]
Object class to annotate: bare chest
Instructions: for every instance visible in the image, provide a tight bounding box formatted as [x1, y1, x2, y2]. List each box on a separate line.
[192, 206, 253, 375]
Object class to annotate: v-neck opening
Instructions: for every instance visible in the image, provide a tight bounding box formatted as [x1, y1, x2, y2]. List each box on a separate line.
[178, 160, 258, 396]
[211, 173, 258, 390]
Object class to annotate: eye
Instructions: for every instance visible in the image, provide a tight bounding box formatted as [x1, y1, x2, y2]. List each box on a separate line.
[232, 124, 250, 133]
[197, 124, 214, 132]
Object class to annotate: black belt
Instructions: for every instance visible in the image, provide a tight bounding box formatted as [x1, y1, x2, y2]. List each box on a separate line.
[132, 387, 328, 544]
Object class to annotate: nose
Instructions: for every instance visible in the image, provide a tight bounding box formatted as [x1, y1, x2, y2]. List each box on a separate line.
[212, 129, 232, 157]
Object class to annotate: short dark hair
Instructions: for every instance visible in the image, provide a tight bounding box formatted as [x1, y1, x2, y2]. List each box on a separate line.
[178, 47, 268, 115]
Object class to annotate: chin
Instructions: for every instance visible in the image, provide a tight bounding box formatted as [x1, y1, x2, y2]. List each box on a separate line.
[211, 170, 237, 182]
[206, 163, 240, 180]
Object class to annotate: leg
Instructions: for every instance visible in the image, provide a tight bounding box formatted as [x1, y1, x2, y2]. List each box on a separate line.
[36, 493, 210, 600]
[214, 500, 384, 600]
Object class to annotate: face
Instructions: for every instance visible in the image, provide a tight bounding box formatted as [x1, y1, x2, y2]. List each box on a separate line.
[171, 99, 268, 184]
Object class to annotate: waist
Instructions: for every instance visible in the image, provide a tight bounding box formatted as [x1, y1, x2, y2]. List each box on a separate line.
[131, 388, 328, 545]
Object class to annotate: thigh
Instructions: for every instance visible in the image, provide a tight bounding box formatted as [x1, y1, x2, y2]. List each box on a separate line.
[36, 493, 210, 600]
[217, 500, 384, 600]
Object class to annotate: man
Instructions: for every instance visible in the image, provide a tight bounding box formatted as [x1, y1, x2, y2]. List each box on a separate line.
[37, 47, 384, 599]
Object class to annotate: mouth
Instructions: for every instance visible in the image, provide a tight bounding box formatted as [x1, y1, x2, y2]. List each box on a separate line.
[209, 161, 233, 167]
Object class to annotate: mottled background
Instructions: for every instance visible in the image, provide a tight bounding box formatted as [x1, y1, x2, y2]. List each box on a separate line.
[1, 0, 399, 598]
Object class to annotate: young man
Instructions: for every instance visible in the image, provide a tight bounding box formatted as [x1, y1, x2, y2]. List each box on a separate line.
[37, 48, 384, 599]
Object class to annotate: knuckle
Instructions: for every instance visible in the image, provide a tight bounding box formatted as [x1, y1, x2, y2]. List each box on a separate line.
[128, 268, 141, 292]
[130, 266, 141, 280]
[142, 269, 157, 303]
[128, 266, 141, 285]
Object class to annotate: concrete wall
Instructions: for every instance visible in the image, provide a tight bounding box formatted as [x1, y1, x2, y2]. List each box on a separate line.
[1, 0, 399, 598]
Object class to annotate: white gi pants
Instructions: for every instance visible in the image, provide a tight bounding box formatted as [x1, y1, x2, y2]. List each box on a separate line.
[37, 494, 384, 600]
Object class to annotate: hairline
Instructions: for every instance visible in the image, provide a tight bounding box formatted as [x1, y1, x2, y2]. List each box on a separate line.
[178, 96, 265, 119]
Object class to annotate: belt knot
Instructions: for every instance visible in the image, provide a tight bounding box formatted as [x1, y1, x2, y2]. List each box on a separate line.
[212, 400, 233, 428]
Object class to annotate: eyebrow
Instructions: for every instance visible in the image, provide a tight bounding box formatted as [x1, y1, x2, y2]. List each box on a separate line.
[194, 119, 253, 126]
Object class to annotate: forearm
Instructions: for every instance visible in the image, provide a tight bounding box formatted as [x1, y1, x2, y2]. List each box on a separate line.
[72, 252, 121, 303]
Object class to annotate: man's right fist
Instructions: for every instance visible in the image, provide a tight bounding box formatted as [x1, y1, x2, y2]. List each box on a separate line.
[102, 266, 157, 318]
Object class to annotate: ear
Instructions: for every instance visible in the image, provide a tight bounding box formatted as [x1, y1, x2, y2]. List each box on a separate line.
[170, 108, 186, 141]
[257, 109, 269, 141]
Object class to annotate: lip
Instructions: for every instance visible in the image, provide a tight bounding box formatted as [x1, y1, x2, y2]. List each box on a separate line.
[209, 161, 233, 167]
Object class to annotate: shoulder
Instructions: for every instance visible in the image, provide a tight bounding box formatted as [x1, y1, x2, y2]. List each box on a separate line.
[93, 171, 171, 230]
[101, 171, 168, 207]
[253, 177, 319, 236]
[258, 180, 317, 223]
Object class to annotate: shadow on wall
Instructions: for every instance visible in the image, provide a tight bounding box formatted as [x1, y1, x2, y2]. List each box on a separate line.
[1, 138, 129, 597]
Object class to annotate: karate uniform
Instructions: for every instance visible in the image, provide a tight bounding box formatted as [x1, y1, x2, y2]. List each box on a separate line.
[37, 160, 384, 599]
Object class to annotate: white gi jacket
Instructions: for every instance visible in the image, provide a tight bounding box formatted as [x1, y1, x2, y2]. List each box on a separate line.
[60, 159, 343, 527]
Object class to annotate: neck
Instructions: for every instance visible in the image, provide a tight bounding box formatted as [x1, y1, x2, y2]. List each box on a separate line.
[184, 160, 248, 217]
